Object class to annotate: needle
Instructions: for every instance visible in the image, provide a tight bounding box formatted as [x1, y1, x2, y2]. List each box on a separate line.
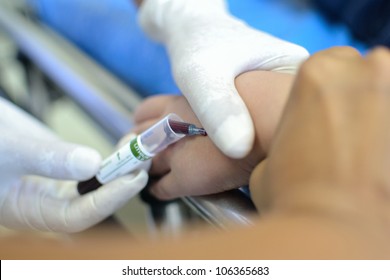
[168, 119, 207, 136]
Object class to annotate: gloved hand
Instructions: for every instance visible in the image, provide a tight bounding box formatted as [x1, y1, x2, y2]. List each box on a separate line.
[0, 98, 148, 232]
[138, 0, 309, 158]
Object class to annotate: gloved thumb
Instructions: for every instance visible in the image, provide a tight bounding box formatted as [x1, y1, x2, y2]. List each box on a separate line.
[179, 76, 255, 159]
[2, 133, 102, 181]
[60, 169, 149, 232]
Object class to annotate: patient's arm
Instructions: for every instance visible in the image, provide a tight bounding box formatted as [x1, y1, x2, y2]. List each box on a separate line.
[133, 71, 294, 199]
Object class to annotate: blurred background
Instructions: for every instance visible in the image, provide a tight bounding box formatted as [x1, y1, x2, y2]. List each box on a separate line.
[0, 0, 377, 246]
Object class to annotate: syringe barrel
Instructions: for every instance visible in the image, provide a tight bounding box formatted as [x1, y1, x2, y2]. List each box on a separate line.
[139, 113, 185, 155]
[94, 113, 184, 185]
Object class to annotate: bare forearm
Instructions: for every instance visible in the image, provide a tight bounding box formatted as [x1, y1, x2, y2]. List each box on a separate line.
[235, 71, 294, 155]
[2, 213, 387, 259]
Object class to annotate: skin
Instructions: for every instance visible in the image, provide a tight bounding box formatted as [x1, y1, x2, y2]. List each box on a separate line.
[250, 46, 390, 236]
[2, 47, 390, 259]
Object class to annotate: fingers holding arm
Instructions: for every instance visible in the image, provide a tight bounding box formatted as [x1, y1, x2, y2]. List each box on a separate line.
[250, 47, 390, 234]
[132, 71, 295, 200]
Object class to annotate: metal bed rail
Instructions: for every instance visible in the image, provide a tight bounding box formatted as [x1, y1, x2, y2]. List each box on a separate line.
[0, 2, 257, 230]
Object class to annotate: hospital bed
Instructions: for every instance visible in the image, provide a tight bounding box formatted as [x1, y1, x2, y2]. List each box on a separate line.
[0, 0, 257, 237]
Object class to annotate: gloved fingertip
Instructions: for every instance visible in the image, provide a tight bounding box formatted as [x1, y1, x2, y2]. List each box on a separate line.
[64, 170, 149, 232]
[68, 147, 102, 180]
[213, 117, 255, 159]
[120, 169, 149, 187]
[294, 45, 310, 58]
[89, 170, 149, 213]
[102, 169, 149, 197]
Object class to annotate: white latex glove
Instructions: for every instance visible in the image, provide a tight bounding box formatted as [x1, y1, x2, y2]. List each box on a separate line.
[0, 97, 148, 232]
[138, 0, 309, 158]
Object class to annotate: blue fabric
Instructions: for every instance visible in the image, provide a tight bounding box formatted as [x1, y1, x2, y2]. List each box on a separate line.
[28, 0, 367, 97]
[312, 0, 390, 47]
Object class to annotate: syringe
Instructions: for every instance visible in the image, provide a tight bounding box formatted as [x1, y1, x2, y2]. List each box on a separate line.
[77, 113, 206, 195]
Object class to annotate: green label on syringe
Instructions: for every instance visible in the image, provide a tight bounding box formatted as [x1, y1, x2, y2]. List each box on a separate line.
[130, 137, 151, 161]
[96, 136, 151, 184]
